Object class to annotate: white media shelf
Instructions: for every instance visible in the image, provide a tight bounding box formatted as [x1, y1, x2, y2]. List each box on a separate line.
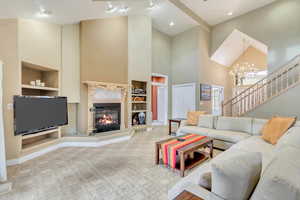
[22, 84, 59, 92]
[20, 61, 61, 153]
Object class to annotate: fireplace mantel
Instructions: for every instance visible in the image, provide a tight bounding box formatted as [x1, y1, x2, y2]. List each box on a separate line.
[83, 81, 128, 91]
[83, 81, 129, 134]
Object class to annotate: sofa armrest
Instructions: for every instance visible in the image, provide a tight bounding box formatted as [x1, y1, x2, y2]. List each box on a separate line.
[177, 184, 225, 200]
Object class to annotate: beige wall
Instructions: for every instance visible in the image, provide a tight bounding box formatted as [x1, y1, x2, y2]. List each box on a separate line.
[80, 17, 128, 84]
[61, 103, 78, 136]
[78, 17, 128, 134]
[128, 15, 152, 82]
[152, 28, 172, 118]
[171, 28, 200, 85]
[152, 29, 172, 76]
[212, 0, 300, 72]
[197, 27, 232, 113]
[128, 15, 152, 126]
[0, 19, 22, 160]
[18, 19, 62, 70]
[230, 46, 267, 71]
[62, 24, 80, 103]
[171, 26, 232, 114]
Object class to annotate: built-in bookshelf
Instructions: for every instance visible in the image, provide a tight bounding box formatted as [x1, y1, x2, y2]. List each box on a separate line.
[130, 80, 148, 128]
[20, 61, 61, 152]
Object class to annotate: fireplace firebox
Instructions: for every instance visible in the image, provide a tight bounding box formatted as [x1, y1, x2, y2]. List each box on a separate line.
[92, 103, 121, 133]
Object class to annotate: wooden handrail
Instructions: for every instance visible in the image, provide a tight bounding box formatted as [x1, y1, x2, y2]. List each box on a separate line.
[224, 55, 300, 106]
[222, 54, 300, 116]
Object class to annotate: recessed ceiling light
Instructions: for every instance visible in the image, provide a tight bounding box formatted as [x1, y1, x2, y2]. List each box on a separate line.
[119, 6, 130, 13]
[37, 7, 52, 18]
[169, 21, 175, 27]
[105, 3, 117, 13]
[227, 12, 233, 16]
[148, 0, 156, 10]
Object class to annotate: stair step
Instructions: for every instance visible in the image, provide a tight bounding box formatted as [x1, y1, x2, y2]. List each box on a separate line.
[0, 182, 12, 195]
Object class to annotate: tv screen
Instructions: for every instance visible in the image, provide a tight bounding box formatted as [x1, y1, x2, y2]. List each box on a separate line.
[14, 96, 68, 135]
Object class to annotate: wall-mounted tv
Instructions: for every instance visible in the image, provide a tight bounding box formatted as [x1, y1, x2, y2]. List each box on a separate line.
[14, 96, 68, 136]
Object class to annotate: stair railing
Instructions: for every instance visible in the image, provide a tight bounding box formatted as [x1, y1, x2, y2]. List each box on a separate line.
[222, 55, 300, 117]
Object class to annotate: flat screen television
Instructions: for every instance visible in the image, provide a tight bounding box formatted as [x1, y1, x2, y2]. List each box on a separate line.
[14, 96, 68, 136]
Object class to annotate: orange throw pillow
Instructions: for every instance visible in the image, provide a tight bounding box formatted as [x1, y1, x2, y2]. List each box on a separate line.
[262, 116, 296, 145]
[187, 111, 206, 126]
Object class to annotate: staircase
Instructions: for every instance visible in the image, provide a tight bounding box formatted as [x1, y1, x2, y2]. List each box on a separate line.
[222, 55, 300, 117]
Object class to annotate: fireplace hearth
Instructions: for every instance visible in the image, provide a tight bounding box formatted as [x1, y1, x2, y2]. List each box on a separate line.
[92, 103, 121, 133]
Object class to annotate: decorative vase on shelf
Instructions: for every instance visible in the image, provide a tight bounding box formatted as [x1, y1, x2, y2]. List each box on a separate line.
[138, 112, 145, 125]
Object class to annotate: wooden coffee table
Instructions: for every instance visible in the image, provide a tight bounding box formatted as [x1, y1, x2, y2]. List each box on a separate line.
[155, 136, 213, 177]
[175, 190, 204, 200]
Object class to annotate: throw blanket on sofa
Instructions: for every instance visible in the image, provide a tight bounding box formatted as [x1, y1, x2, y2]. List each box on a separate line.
[161, 134, 207, 169]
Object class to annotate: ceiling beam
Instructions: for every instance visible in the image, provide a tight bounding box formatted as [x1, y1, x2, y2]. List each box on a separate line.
[168, 0, 211, 32]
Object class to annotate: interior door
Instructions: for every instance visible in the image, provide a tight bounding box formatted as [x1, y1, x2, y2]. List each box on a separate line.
[172, 83, 196, 119]
[157, 86, 166, 123]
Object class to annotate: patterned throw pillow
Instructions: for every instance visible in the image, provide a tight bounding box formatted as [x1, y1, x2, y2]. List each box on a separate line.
[187, 111, 206, 125]
[262, 116, 296, 145]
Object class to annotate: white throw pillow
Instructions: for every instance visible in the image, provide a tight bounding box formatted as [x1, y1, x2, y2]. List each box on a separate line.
[211, 149, 262, 200]
[198, 115, 214, 129]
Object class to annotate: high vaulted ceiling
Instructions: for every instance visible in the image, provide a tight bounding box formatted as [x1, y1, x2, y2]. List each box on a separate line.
[0, 0, 198, 35]
[0, 0, 277, 35]
[180, 0, 277, 25]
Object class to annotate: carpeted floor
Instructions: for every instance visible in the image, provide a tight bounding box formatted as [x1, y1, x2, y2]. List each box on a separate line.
[1, 127, 211, 200]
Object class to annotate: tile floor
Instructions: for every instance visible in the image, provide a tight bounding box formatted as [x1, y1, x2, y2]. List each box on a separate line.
[1, 127, 214, 200]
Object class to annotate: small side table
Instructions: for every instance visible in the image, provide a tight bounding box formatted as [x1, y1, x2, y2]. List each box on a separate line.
[169, 118, 186, 136]
[175, 190, 204, 200]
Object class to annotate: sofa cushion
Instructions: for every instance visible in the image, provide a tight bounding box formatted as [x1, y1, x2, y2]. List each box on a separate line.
[198, 115, 214, 129]
[252, 118, 268, 136]
[276, 127, 300, 150]
[179, 126, 250, 143]
[230, 136, 275, 171]
[250, 147, 300, 200]
[216, 116, 252, 134]
[211, 150, 262, 200]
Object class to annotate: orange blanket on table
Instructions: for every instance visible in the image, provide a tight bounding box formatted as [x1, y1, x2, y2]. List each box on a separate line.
[161, 134, 206, 169]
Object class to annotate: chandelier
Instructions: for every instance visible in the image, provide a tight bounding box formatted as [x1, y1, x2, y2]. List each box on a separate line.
[229, 62, 259, 78]
[229, 39, 260, 85]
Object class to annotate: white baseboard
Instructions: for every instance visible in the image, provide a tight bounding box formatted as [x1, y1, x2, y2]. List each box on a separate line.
[7, 135, 131, 166]
[0, 182, 12, 195]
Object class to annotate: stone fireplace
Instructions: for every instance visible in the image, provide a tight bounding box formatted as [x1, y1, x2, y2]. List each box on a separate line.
[83, 81, 129, 135]
[92, 103, 121, 133]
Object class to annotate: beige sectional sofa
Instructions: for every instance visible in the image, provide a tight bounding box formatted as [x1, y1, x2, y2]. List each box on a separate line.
[168, 115, 300, 200]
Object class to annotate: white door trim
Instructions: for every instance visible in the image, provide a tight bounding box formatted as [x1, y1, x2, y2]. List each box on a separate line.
[151, 73, 168, 125]
[0, 61, 7, 182]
